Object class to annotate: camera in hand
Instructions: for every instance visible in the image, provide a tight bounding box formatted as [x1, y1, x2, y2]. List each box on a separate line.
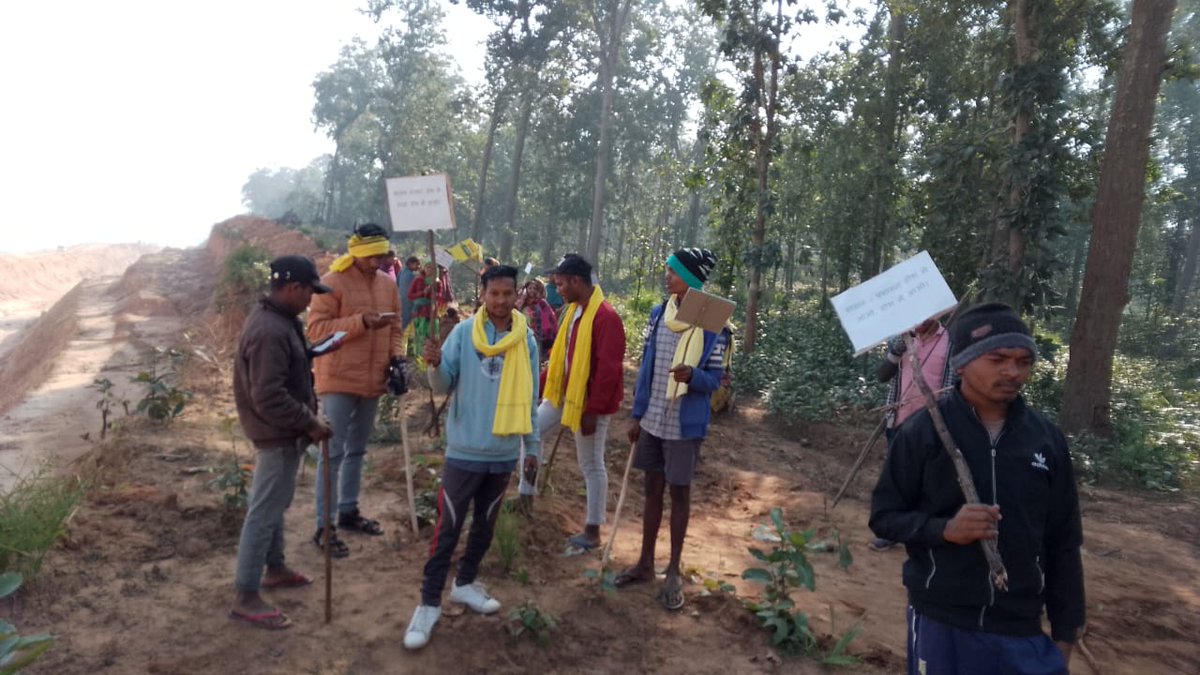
[386, 356, 409, 395]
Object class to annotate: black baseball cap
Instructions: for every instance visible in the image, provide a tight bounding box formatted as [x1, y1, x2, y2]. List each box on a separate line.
[269, 255, 332, 293]
[544, 253, 593, 281]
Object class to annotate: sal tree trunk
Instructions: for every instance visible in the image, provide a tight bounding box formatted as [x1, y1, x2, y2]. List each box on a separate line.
[499, 88, 534, 263]
[584, 0, 634, 272]
[472, 90, 508, 242]
[1060, 0, 1177, 436]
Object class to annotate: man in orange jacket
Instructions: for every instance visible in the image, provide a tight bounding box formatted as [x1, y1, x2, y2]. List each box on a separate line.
[307, 224, 405, 558]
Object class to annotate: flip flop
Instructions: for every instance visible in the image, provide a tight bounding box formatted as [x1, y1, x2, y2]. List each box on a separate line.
[614, 567, 654, 588]
[229, 608, 292, 630]
[659, 574, 685, 611]
[567, 533, 599, 551]
[262, 571, 312, 589]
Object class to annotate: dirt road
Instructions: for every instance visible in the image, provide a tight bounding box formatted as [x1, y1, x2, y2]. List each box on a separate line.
[5, 231, 1198, 674]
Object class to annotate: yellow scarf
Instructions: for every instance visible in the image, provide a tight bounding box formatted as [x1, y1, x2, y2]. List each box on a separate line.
[330, 234, 390, 272]
[664, 294, 705, 399]
[543, 285, 604, 432]
[472, 310, 533, 436]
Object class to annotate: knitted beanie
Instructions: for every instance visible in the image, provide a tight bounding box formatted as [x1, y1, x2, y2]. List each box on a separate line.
[667, 248, 717, 289]
[949, 303, 1038, 370]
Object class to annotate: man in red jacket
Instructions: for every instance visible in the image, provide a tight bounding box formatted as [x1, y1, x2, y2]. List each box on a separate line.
[533, 254, 626, 550]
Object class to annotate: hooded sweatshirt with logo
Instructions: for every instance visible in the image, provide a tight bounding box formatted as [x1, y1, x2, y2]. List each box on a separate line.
[869, 388, 1085, 643]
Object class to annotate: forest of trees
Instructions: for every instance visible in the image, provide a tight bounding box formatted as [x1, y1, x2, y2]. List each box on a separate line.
[242, 0, 1200, 489]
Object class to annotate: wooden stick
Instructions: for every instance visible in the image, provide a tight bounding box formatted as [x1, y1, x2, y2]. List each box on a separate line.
[903, 333, 1009, 590]
[321, 438, 333, 623]
[1077, 637, 1102, 674]
[424, 395, 451, 437]
[427, 230, 441, 425]
[399, 397, 419, 534]
[535, 426, 567, 493]
[831, 415, 887, 508]
[601, 442, 639, 567]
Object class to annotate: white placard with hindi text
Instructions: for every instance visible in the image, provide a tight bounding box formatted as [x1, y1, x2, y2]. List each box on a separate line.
[385, 174, 456, 232]
[830, 251, 958, 355]
[434, 248, 455, 268]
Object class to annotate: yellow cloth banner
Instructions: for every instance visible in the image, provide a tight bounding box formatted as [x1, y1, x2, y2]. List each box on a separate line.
[447, 238, 484, 263]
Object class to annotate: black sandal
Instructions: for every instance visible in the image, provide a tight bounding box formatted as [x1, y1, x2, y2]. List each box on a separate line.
[337, 509, 384, 536]
[312, 527, 350, 558]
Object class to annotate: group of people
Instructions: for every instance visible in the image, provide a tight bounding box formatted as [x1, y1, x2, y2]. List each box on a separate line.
[228, 227, 731, 652]
[228, 222, 1085, 673]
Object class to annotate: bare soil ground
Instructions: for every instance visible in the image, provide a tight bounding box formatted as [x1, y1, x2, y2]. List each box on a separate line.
[2, 223, 1197, 674]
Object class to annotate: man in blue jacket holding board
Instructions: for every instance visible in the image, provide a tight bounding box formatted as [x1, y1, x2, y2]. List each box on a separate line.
[617, 248, 728, 611]
[404, 264, 540, 650]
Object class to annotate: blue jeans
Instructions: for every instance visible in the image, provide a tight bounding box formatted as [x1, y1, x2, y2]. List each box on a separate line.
[316, 393, 380, 528]
[234, 444, 301, 592]
[907, 606, 1068, 675]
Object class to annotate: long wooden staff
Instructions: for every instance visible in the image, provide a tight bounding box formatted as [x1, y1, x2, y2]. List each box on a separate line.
[321, 438, 333, 622]
[831, 415, 887, 508]
[426, 230, 441, 424]
[904, 334, 1008, 590]
[601, 442, 639, 567]
[535, 427, 567, 493]
[398, 396, 419, 534]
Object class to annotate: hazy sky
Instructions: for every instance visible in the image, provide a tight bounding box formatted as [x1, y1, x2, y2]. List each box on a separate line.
[0, 0, 490, 253]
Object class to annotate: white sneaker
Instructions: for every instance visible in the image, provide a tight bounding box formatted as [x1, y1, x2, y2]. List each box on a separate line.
[403, 605, 441, 650]
[450, 580, 501, 614]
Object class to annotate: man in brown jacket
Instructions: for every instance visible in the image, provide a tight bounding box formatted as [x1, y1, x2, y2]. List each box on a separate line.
[307, 224, 405, 558]
[230, 255, 332, 630]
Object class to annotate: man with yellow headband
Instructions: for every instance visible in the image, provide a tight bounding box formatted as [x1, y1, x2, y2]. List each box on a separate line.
[404, 264, 540, 650]
[535, 254, 626, 551]
[307, 223, 404, 559]
[616, 247, 727, 612]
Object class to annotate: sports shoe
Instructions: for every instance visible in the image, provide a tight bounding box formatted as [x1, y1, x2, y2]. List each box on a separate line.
[403, 605, 441, 650]
[450, 580, 501, 614]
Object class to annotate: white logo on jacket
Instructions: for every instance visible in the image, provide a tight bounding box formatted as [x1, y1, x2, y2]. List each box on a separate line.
[1031, 452, 1049, 471]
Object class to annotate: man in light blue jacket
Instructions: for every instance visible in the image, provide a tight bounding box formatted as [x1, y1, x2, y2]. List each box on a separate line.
[404, 264, 540, 650]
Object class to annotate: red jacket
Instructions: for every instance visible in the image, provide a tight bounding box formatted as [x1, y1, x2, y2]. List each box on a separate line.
[542, 300, 626, 415]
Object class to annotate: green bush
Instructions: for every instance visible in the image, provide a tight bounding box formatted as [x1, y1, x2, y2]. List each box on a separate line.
[609, 289, 663, 362]
[215, 244, 271, 312]
[741, 508, 859, 664]
[1, 572, 54, 673]
[131, 347, 191, 423]
[0, 473, 82, 579]
[1025, 345, 1199, 491]
[736, 309, 879, 421]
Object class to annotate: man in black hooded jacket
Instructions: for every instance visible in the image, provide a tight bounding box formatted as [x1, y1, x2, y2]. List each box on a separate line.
[869, 303, 1084, 675]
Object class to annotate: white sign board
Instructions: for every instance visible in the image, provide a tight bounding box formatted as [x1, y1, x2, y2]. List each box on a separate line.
[385, 174, 456, 232]
[830, 251, 957, 355]
[434, 248, 455, 268]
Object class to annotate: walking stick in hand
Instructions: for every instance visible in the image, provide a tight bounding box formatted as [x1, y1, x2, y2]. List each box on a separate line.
[321, 438, 333, 623]
[601, 442, 639, 568]
[904, 333, 1009, 590]
[535, 427, 566, 493]
[399, 398, 419, 534]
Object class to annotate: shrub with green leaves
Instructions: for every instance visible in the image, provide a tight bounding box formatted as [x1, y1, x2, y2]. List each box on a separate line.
[0, 473, 82, 579]
[491, 499, 522, 575]
[1, 572, 54, 673]
[132, 347, 191, 423]
[507, 600, 558, 647]
[215, 244, 271, 312]
[736, 310, 879, 421]
[1026, 343, 1199, 491]
[742, 508, 859, 664]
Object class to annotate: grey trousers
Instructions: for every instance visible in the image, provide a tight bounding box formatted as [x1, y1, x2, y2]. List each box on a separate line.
[234, 444, 301, 592]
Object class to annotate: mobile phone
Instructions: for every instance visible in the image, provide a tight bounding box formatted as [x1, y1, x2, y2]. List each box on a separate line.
[379, 312, 397, 318]
[311, 331, 348, 354]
